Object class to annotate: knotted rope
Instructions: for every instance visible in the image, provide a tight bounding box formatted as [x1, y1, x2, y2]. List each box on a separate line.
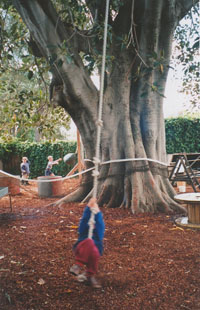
[88, 0, 110, 239]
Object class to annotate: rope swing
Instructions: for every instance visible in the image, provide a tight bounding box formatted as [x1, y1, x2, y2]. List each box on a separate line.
[88, 0, 110, 239]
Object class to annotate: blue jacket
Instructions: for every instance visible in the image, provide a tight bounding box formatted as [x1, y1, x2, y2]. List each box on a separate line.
[74, 206, 105, 255]
[20, 162, 30, 174]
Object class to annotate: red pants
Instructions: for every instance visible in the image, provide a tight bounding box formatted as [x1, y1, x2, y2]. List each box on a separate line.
[75, 239, 100, 275]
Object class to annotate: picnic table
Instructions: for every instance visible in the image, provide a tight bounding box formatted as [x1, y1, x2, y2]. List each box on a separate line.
[0, 186, 12, 212]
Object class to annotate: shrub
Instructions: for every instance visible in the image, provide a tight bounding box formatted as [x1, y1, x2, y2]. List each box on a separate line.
[165, 117, 200, 154]
[0, 141, 76, 178]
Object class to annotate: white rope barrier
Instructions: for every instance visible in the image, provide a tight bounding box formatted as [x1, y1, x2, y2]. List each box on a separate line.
[0, 157, 168, 183]
[102, 157, 168, 167]
[0, 167, 94, 183]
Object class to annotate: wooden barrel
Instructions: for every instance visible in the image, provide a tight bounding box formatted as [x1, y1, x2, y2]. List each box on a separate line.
[37, 176, 64, 198]
[0, 176, 20, 195]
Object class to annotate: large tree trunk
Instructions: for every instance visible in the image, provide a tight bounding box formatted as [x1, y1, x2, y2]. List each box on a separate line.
[12, 0, 197, 213]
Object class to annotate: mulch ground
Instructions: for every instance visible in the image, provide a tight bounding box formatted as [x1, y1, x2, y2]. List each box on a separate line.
[0, 178, 200, 310]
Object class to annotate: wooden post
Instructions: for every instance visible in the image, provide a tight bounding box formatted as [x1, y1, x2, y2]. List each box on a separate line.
[66, 129, 84, 179]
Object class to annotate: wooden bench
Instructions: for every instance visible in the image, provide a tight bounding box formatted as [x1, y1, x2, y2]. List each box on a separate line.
[0, 187, 12, 212]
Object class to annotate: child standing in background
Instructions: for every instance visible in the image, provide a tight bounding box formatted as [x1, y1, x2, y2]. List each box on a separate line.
[20, 157, 30, 185]
[70, 198, 105, 289]
[45, 155, 62, 176]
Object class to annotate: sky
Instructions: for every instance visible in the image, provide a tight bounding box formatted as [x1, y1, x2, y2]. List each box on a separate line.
[163, 68, 188, 118]
[164, 10, 199, 118]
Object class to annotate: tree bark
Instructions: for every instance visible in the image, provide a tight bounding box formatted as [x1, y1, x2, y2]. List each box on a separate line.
[12, 0, 197, 213]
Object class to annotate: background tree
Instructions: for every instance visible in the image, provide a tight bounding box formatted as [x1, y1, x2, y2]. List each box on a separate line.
[0, 4, 70, 141]
[171, 5, 199, 112]
[1, 0, 199, 213]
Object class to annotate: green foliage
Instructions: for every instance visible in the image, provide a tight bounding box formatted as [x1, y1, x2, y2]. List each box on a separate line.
[0, 69, 71, 141]
[173, 4, 200, 110]
[0, 140, 76, 178]
[53, 0, 89, 29]
[165, 117, 200, 154]
[0, 5, 70, 141]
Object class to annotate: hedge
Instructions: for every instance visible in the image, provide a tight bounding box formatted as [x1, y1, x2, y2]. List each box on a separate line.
[165, 118, 200, 154]
[0, 141, 76, 178]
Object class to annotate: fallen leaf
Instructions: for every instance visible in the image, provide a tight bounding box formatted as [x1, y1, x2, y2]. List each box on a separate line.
[66, 289, 72, 293]
[170, 227, 184, 231]
[37, 278, 45, 285]
[11, 260, 22, 265]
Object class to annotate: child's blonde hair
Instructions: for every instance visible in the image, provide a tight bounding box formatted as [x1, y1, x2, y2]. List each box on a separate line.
[22, 157, 28, 161]
[47, 155, 53, 161]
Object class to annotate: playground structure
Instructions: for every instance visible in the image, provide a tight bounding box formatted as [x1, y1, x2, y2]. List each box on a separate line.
[168, 153, 200, 192]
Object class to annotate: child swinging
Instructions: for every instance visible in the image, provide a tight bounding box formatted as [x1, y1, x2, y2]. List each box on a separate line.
[70, 197, 105, 288]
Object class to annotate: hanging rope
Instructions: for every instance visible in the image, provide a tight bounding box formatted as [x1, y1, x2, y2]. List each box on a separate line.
[88, 0, 110, 239]
[92, 0, 110, 199]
